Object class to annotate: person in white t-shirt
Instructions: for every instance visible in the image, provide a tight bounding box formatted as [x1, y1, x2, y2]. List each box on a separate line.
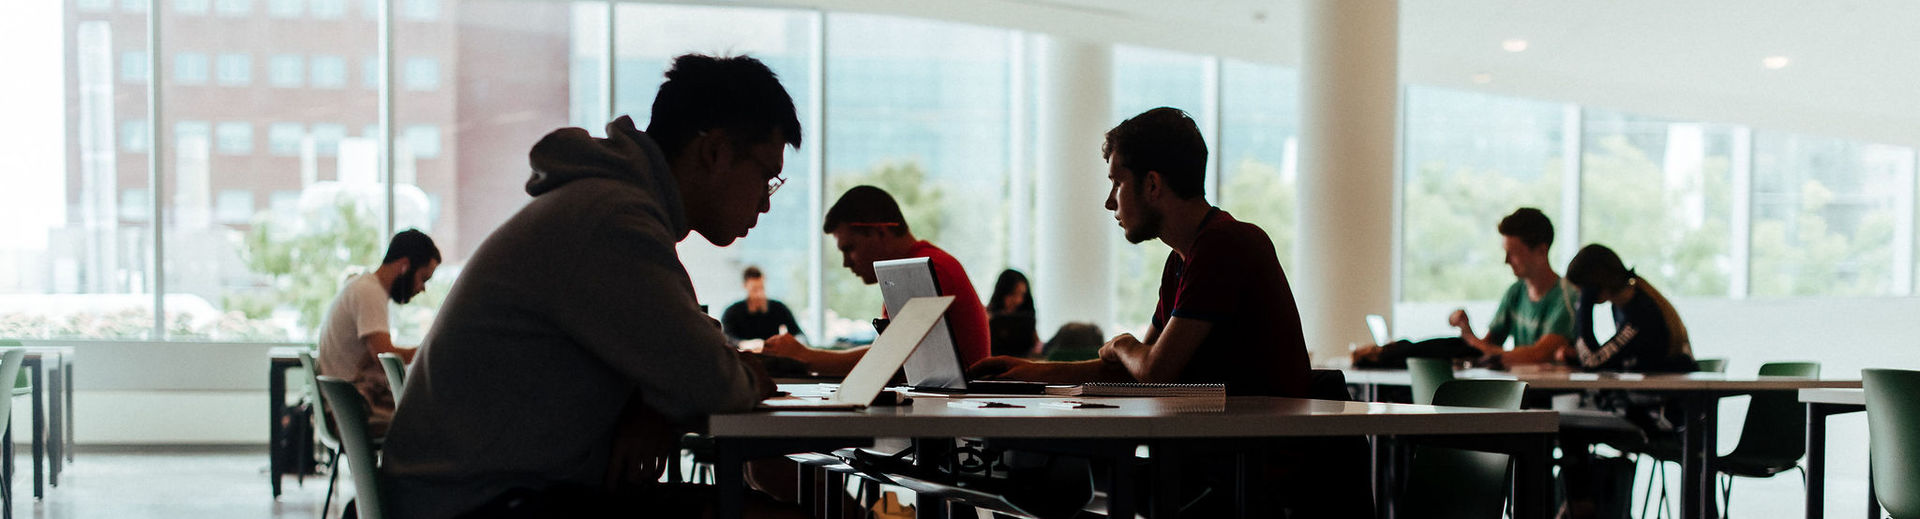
[316, 229, 440, 433]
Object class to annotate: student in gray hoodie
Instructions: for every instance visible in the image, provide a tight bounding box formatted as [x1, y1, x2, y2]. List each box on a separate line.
[381, 54, 800, 519]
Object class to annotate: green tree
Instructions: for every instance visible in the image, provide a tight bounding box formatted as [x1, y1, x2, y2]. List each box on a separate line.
[1402, 160, 1564, 301]
[234, 195, 385, 336]
[1581, 134, 1734, 296]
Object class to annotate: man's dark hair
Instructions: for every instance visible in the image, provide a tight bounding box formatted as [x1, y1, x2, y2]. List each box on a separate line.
[1101, 107, 1208, 199]
[647, 54, 802, 162]
[743, 266, 764, 282]
[1498, 207, 1554, 249]
[381, 229, 440, 267]
[1566, 244, 1634, 294]
[822, 185, 910, 236]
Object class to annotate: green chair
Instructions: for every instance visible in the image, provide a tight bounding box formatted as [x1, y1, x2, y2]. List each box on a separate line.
[1629, 361, 1819, 519]
[298, 351, 347, 519]
[1398, 379, 1530, 518]
[376, 353, 406, 399]
[1407, 357, 1456, 405]
[0, 340, 26, 396]
[1864, 369, 1920, 519]
[1694, 358, 1726, 373]
[0, 348, 28, 519]
[317, 376, 387, 519]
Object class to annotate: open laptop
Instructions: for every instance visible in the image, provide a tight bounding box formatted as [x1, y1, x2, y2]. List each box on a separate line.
[1366, 314, 1391, 346]
[873, 258, 1048, 395]
[757, 295, 953, 409]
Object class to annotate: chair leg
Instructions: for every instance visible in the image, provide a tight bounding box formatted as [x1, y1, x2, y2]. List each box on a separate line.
[1655, 461, 1670, 519]
[320, 449, 340, 519]
[1728, 476, 1743, 519]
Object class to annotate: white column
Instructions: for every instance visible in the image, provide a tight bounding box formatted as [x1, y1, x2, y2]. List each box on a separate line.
[1033, 35, 1113, 336]
[1297, 0, 1398, 361]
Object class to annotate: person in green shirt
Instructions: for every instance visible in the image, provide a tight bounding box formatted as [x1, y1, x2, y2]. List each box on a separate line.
[1354, 207, 1576, 367]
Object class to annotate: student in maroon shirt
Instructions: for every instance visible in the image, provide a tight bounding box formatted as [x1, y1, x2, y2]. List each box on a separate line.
[760, 185, 991, 376]
[970, 107, 1312, 398]
[970, 107, 1362, 517]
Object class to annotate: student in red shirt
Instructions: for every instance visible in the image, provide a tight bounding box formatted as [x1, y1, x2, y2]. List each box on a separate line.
[760, 185, 990, 376]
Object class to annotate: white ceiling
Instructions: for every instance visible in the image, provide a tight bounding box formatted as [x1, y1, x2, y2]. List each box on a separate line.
[740, 0, 1920, 148]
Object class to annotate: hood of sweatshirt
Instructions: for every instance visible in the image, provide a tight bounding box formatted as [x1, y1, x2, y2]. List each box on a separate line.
[524, 115, 684, 236]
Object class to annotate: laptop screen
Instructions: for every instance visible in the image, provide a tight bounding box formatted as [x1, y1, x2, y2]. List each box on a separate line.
[873, 257, 968, 391]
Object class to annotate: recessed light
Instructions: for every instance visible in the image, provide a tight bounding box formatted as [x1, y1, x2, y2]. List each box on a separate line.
[1763, 56, 1790, 69]
[1472, 73, 1494, 84]
[1502, 39, 1529, 52]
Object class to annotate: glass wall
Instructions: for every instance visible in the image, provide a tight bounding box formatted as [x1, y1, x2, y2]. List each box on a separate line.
[0, 3, 156, 340]
[1751, 133, 1914, 297]
[1400, 86, 1570, 302]
[16, 0, 1920, 346]
[1217, 59, 1300, 266]
[1108, 45, 1214, 333]
[820, 14, 1015, 343]
[1581, 110, 1738, 297]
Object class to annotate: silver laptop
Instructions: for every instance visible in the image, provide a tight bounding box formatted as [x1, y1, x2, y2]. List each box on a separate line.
[757, 295, 954, 409]
[874, 258, 1048, 394]
[874, 258, 969, 390]
[1366, 314, 1391, 346]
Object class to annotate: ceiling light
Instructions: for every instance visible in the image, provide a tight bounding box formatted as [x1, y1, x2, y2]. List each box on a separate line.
[1763, 56, 1790, 69]
[1501, 39, 1528, 52]
[1472, 73, 1494, 84]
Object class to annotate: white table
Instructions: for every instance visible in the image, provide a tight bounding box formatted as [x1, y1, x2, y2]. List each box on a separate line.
[1344, 368, 1860, 519]
[1800, 388, 1873, 519]
[709, 386, 1561, 519]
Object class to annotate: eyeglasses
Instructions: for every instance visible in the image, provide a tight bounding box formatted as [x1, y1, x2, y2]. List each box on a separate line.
[766, 173, 787, 197]
[751, 154, 787, 197]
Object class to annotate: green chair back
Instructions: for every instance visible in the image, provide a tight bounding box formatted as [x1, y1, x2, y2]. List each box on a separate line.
[1723, 362, 1819, 464]
[0, 340, 25, 389]
[297, 351, 342, 449]
[0, 349, 27, 420]
[1693, 358, 1726, 373]
[1399, 379, 1529, 518]
[377, 353, 406, 399]
[317, 376, 387, 519]
[1406, 357, 1456, 405]
[1432, 379, 1528, 410]
[1864, 369, 1920, 518]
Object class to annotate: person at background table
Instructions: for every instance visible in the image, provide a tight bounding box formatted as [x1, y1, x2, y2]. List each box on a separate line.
[381, 54, 796, 519]
[987, 269, 1040, 357]
[1563, 243, 1697, 373]
[315, 228, 438, 435]
[758, 185, 991, 376]
[1350, 207, 1576, 368]
[720, 266, 804, 343]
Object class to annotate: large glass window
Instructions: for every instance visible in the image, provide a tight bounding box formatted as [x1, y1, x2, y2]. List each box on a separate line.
[1217, 59, 1300, 267]
[823, 13, 1011, 343]
[157, 4, 376, 342]
[1751, 133, 1915, 297]
[120, 51, 148, 83]
[1109, 45, 1214, 332]
[1581, 110, 1738, 296]
[1, 11, 157, 339]
[386, 0, 611, 343]
[1400, 86, 1570, 302]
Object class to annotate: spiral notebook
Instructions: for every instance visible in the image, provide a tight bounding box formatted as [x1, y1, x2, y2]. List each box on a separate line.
[1042, 382, 1226, 397]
